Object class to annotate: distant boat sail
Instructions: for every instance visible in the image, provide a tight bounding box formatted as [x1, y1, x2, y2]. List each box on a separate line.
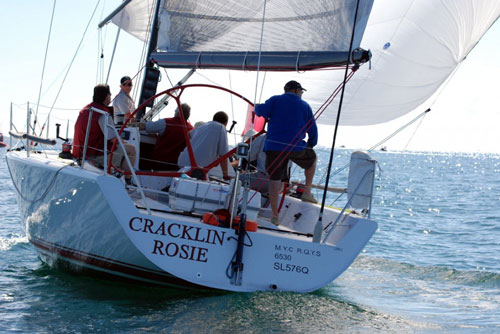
[0, 133, 6, 147]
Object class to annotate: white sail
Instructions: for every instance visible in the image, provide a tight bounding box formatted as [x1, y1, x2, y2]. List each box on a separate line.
[113, 0, 373, 52]
[113, 0, 500, 126]
[325, 0, 500, 125]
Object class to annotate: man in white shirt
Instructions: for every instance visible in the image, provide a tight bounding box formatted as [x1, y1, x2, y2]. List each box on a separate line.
[177, 111, 230, 179]
[113, 76, 135, 126]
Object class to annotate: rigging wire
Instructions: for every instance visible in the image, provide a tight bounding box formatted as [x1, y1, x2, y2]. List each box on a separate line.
[314, 107, 430, 189]
[228, 71, 237, 146]
[252, 0, 268, 107]
[313, 110, 430, 204]
[39, 0, 102, 137]
[315, 0, 363, 242]
[6, 158, 71, 203]
[258, 71, 267, 104]
[401, 111, 428, 151]
[245, 70, 357, 203]
[314, 56, 465, 188]
[368, 108, 430, 151]
[242, 0, 268, 177]
[14, 102, 80, 111]
[97, 28, 103, 83]
[163, 68, 174, 87]
[133, 1, 156, 103]
[313, 55, 465, 193]
[33, 0, 57, 136]
[105, 19, 122, 85]
[98, 0, 106, 83]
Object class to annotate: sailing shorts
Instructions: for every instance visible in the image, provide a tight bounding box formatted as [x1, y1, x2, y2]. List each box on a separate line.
[265, 148, 316, 181]
[93, 145, 126, 169]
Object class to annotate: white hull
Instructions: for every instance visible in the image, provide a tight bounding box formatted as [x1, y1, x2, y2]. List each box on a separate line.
[6, 151, 377, 292]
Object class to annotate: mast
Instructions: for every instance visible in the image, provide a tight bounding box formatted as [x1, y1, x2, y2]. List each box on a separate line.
[136, 0, 163, 120]
[9, 102, 13, 148]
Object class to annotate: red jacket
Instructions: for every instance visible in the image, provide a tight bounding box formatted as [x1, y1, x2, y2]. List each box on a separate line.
[152, 117, 193, 169]
[72, 102, 111, 159]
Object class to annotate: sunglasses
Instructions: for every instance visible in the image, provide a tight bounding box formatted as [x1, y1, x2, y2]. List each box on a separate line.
[124, 82, 133, 87]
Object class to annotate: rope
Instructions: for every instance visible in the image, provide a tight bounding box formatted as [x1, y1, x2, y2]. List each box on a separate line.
[26, 103, 80, 112]
[315, 108, 430, 189]
[133, 2, 156, 103]
[97, 0, 108, 84]
[246, 69, 357, 203]
[105, 24, 121, 85]
[248, 0, 268, 156]
[368, 108, 430, 151]
[402, 111, 428, 151]
[6, 157, 70, 203]
[97, 28, 103, 84]
[252, 0, 268, 107]
[264, 0, 363, 226]
[228, 71, 237, 147]
[33, 0, 57, 137]
[39, 0, 102, 137]
[258, 71, 267, 104]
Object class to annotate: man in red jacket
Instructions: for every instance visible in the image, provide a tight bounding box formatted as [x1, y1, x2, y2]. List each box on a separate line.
[134, 103, 193, 171]
[73, 84, 136, 177]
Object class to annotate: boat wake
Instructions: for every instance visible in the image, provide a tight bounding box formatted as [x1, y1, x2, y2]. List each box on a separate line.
[0, 234, 29, 251]
[353, 255, 500, 288]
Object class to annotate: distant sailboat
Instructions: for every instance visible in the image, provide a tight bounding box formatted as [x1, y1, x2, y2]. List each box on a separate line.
[0, 133, 7, 147]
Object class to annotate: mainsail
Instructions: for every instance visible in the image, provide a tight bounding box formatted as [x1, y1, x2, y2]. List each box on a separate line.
[113, 0, 373, 52]
[112, 0, 500, 126]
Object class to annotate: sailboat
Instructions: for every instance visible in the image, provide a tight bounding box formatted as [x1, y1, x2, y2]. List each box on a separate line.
[0, 133, 6, 148]
[5, 1, 500, 292]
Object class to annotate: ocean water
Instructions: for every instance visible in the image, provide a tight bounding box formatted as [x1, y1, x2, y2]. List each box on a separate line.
[1, 147, 499, 333]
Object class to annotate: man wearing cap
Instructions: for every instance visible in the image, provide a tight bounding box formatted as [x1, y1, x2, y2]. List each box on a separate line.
[113, 76, 135, 126]
[255, 80, 318, 226]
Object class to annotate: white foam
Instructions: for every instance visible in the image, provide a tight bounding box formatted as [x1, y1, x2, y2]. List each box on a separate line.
[0, 235, 28, 251]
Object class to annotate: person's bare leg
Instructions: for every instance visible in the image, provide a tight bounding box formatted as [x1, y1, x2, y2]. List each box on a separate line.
[121, 144, 136, 173]
[269, 180, 282, 218]
[304, 157, 316, 196]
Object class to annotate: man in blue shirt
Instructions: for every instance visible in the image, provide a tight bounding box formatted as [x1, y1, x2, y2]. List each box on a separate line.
[255, 80, 318, 226]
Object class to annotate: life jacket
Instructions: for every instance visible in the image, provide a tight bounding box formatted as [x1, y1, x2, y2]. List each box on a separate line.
[152, 117, 193, 169]
[72, 102, 111, 159]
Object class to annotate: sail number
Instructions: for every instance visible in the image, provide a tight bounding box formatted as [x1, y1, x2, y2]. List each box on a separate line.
[273, 262, 309, 274]
[274, 253, 292, 261]
[274, 252, 309, 274]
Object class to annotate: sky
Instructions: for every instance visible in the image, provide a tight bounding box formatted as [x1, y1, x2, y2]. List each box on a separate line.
[1, 1, 500, 154]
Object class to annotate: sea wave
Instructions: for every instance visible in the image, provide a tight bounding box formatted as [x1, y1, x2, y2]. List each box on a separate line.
[354, 255, 500, 288]
[0, 234, 28, 251]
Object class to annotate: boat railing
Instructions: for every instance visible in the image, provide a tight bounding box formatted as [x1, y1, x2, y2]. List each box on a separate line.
[8, 101, 71, 155]
[9, 131, 57, 147]
[321, 168, 375, 243]
[84, 107, 151, 214]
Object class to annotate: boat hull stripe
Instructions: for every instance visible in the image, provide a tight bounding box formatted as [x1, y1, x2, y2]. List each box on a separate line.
[29, 237, 204, 289]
